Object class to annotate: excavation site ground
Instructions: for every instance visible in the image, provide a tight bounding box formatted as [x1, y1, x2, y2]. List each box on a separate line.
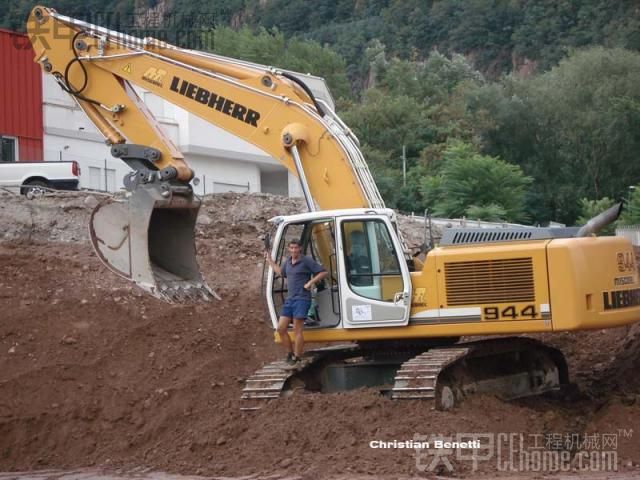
[1, 192, 640, 479]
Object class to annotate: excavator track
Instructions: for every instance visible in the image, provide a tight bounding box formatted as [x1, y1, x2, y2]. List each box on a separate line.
[240, 360, 302, 411]
[240, 345, 360, 411]
[390, 347, 470, 403]
[240, 337, 568, 411]
[392, 337, 568, 410]
[240, 356, 324, 411]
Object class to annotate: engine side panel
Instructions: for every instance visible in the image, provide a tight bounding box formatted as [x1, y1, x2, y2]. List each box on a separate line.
[547, 236, 640, 330]
[430, 240, 552, 327]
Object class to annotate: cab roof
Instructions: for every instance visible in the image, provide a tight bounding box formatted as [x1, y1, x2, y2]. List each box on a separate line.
[268, 208, 397, 224]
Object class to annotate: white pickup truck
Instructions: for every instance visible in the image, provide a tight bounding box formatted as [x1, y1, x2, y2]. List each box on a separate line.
[0, 161, 80, 196]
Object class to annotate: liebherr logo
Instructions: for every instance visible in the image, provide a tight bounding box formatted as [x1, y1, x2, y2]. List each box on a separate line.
[142, 67, 167, 87]
[169, 76, 261, 127]
[603, 287, 640, 310]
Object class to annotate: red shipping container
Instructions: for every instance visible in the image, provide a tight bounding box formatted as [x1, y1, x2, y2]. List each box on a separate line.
[0, 28, 43, 161]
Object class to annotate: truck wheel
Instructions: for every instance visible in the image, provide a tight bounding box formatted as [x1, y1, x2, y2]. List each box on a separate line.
[22, 180, 48, 199]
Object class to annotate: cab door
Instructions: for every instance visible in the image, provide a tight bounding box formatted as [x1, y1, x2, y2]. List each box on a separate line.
[337, 215, 412, 328]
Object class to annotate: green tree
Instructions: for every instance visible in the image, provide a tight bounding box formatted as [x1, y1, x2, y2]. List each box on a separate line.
[421, 142, 532, 222]
[472, 47, 640, 224]
[341, 90, 423, 160]
[466, 204, 508, 222]
[203, 26, 351, 99]
[341, 51, 487, 211]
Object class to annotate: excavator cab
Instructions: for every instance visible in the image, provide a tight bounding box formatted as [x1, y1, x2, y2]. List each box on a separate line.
[266, 209, 412, 330]
[269, 216, 341, 328]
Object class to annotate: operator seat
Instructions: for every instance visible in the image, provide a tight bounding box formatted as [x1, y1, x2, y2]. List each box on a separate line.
[347, 230, 372, 286]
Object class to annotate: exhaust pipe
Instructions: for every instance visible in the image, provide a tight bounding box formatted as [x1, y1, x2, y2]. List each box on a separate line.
[576, 202, 623, 237]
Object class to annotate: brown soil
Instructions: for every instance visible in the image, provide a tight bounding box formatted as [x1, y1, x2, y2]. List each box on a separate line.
[1, 192, 640, 478]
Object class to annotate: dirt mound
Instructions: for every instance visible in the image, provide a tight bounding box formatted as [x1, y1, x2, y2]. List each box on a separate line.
[1, 193, 640, 478]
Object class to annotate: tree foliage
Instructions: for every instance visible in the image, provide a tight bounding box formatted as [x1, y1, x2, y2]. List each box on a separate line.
[203, 26, 352, 99]
[472, 47, 640, 224]
[419, 142, 532, 222]
[247, 0, 639, 78]
[340, 51, 489, 212]
[620, 186, 640, 226]
[4, 0, 640, 81]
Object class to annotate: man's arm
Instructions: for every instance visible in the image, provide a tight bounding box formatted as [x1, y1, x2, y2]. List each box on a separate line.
[304, 270, 328, 291]
[304, 257, 328, 290]
[264, 251, 283, 276]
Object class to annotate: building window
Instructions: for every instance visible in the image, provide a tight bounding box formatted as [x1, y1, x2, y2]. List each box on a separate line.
[0, 136, 17, 163]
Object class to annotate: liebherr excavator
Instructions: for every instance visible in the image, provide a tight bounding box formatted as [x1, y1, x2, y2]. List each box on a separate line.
[28, 6, 640, 410]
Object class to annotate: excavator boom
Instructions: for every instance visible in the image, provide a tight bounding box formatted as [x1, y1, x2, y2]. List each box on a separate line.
[27, 6, 383, 301]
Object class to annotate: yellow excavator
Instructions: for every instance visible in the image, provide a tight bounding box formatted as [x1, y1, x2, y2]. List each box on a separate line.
[28, 6, 640, 410]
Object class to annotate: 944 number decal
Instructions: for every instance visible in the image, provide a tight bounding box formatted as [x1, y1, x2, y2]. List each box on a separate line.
[483, 305, 538, 320]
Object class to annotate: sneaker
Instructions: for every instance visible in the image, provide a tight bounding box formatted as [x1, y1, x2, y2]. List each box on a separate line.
[284, 355, 303, 370]
[285, 352, 295, 365]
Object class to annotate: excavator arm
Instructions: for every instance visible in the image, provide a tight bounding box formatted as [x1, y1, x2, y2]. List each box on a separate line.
[27, 6, 384, 301]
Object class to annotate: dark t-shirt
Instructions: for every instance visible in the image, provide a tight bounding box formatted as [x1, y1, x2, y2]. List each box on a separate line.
[281, 255, 326, 300]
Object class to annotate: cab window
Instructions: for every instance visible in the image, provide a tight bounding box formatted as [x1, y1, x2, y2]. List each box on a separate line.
[341, 219, 403, 302]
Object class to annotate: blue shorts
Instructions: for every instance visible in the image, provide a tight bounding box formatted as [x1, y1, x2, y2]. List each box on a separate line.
[281, 297, 311, 320]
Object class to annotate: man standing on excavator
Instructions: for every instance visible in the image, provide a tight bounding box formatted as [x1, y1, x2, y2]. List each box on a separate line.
[265, 240, 327, 368]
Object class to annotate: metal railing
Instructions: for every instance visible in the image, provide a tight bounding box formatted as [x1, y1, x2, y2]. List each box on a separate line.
[616, 225, 640, 246]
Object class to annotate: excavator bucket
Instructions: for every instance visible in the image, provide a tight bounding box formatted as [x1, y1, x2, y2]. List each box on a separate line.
[89, 184, 218, 303]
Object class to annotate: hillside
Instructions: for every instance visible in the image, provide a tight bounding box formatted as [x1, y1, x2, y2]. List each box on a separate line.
[5, 0, 640, 79]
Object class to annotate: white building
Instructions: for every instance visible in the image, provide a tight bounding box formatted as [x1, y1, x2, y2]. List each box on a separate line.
[42, 71, 334, 197]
